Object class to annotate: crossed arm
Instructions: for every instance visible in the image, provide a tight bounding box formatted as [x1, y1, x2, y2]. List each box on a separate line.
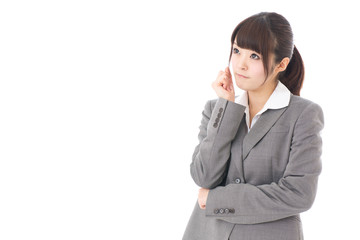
[191, 98, 324, 224]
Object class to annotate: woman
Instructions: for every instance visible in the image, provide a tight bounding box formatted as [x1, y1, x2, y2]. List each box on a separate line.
[182, 12, 324, 240]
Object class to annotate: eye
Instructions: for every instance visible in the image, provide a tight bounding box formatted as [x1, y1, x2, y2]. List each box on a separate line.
[232, 47, 239, 54]
[250, 53, 260, 60]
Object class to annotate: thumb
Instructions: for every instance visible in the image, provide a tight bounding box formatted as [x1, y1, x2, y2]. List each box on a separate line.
[225, 66, 230, 74]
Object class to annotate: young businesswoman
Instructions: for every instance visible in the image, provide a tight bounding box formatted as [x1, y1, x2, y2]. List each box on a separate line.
[183, 12, 324, 240]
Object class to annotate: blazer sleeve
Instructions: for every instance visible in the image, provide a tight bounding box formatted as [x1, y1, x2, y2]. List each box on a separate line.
[205, 102, 324, 224]
[190, 97, 246, 189]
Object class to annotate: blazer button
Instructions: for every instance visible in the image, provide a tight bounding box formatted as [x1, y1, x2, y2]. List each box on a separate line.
[214, 208, 219, 214]
[219, 208, 224, 214]
[215, 117, 219, 123]
[224, 208, 229, 214]
[217, 112, 222, 118]
[235, 178, 241, 184]
[229, 208, 235, 214]
[219, 107, 223, 112]
[213, 123, 218, 128]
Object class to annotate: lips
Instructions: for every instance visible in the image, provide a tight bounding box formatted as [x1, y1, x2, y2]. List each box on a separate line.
[236, 73, 249, 79]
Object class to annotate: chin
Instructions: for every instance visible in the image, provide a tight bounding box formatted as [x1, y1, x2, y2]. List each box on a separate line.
[235, 81, 250, 91]
[236, 80, 262, 92]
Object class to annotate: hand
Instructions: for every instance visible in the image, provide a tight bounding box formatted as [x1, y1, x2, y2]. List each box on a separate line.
[198, 188, 210, 209]
[212, 66, 235, 102]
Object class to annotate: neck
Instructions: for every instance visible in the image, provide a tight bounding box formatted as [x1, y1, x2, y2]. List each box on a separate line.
[248, 80, 278, 112]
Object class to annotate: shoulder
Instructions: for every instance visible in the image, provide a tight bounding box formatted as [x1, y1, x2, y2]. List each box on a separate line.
[288, 94, 323, 113]
[289, 94, 321, 109]
[287, 94, 324, 127]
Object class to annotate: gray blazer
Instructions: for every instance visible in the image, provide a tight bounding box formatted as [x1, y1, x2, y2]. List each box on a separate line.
[183, 95, 324, 240]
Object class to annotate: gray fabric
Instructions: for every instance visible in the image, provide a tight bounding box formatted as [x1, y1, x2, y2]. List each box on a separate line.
[183, 95, 324, 240]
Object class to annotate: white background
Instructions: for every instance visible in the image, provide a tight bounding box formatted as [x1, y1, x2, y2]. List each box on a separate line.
[1, 0, 359, 239]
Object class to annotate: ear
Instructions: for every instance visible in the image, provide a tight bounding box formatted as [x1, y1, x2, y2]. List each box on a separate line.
[275, 57, 290, 73]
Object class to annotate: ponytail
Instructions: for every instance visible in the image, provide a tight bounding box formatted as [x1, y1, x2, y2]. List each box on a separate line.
[279, 45, 304, 96]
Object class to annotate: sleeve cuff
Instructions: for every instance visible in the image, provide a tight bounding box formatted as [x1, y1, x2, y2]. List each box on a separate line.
[208, 97, 246, 139]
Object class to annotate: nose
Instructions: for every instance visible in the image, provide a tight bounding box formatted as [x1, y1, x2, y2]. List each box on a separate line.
[233, 54, 248, 71]
[239, 56, 248, 71]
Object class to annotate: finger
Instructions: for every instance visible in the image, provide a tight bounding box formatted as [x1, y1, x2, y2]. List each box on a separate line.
[217, 70, 224, 79]
[225, 68, 232, 81]
[223, 76, 231, 90]
[225, 66, 232, 78]
[217, 70, 225, 79]
[222, 75, 227, 85]
[225, 66, 230, 74]
[223, 82, 228, 90]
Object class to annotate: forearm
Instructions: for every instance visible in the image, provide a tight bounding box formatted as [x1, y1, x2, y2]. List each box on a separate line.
[190, 97, 245, 189]
[205, 174, 319, 224]
[204, 102, 324, 224]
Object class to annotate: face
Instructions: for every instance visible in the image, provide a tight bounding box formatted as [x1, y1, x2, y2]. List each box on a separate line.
[231, 42, 277, 92]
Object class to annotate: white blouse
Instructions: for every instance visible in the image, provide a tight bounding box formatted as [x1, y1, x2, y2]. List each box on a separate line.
[234, 80, 291, 132]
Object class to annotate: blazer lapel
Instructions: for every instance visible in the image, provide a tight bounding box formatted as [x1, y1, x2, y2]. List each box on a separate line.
[242, 107, 288, 161]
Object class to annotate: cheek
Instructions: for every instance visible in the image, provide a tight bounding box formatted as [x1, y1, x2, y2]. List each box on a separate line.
[251, 61, 266, 77]
[230, 57, 235, 70]
[230, 59, 238, 77]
